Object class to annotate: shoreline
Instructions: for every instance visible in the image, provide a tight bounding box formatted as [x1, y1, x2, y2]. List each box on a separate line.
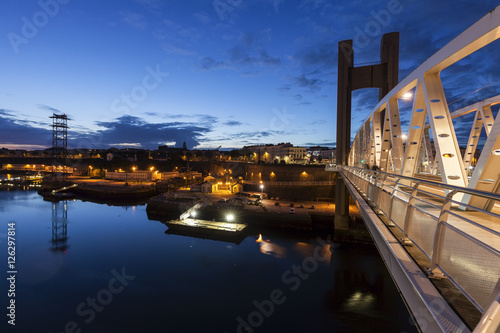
[147, 191, 374, 245]
[40, 177, 158, 201]
[37, 177, 373, 245]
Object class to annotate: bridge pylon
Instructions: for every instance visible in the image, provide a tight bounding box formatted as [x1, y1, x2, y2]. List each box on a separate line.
[335, 33, 399, 229]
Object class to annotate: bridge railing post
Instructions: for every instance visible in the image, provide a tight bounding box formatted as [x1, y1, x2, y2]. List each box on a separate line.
[474, 277, 500, 333]
[376, 172, 391, 214]
[430, 189, 459, 277]
[386, 177, 402, 226]
[402, 181, 421, 245]
[361, 169, 370, 190]
[374, 171, 381, 201]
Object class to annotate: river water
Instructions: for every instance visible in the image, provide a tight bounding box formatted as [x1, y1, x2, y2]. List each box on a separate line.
[0, 190, 417, 333]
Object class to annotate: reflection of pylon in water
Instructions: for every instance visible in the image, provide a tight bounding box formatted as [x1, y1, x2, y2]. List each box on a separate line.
[51, 200, 69, 252]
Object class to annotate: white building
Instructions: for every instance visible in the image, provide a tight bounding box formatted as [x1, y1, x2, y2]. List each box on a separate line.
[189, 171, 203, 179]
[2, 164, 75, 173]
[309, 147, 336, 163]
[200, 180, 242, 194]
[244, 143, 307, 163]
[159, 171, 180, 181]
[105, 170, 157, 181]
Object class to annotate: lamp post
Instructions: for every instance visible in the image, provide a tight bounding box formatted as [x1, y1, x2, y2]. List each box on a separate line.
[260, 184, 264, 193]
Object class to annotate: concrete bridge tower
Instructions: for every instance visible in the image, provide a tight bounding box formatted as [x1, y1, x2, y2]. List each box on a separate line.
[335, 32, 399, 229]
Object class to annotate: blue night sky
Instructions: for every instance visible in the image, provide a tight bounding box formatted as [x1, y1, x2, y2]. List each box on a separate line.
[1, 0, 499, 150]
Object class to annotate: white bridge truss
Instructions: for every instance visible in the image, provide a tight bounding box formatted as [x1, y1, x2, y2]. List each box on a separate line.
[348, 6, 500, 210]
[341, 6, 500, 333]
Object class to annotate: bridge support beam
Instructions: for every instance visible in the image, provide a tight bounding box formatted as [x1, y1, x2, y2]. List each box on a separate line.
[335, 33, 399, 230]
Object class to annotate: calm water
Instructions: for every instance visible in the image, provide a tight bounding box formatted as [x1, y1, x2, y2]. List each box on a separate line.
[0, 190, 417, 333]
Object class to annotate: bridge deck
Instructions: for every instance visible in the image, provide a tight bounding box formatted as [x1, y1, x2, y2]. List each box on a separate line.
[342, 173, 474, 332]
[380, 212, 483, 328]
[340, 167, 500, 332]
[387, 185, 500, 328]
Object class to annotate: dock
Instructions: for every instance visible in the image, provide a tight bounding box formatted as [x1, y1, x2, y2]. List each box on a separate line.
[165, 218, 248, 243]
[166, 218, 247, 233]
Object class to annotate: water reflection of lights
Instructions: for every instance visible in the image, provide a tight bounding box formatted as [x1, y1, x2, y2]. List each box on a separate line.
[255, 234, 286, 258]
[343, 291, 376, 312]
[293, 241, 332, 264]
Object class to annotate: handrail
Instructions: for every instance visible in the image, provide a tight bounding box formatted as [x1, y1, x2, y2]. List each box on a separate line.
[242, 180, 335, 186]
[338, 165, 500, 203]
[474, 290, 500, 333]
[340, 165, 500, 316]
[474, 279, 500, 332]
[51, 183, 78, 194]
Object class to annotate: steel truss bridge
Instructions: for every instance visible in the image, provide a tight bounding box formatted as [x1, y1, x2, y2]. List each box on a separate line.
[335, 6, 500, 333]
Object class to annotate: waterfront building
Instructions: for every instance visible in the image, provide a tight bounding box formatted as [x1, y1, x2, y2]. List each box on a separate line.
[189, 183, 202, 192]
[187, 171, 203, 180]
[204, 175, 216, 183]
[159, 171, 180, 181]
[243, 143, 307, 163]
[199, 180, 242, 194]
[1, 163, 75, 173]
[105, 170, 157, 181]
[308, 147, 336, 163]
[201, 182, 213, 193]
[231, 183, 243, 193]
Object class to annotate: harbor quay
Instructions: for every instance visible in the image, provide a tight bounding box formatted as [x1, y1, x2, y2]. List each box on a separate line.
[2, 160, 370, 242]
[146, 190, 371, 244]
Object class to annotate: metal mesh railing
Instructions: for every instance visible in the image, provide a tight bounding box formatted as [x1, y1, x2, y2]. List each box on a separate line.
[407, 207, 437, 258]
[438, 223, 500, 310]
[339, 166, 500, 317]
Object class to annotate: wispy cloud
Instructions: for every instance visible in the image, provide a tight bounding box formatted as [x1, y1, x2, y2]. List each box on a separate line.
[304, 141, 336, 147]
[37, 104, 62, 114]
[198, 56, 233, 71]
[134, 0, 162, 11]
[162, 42, 195, 56]
[193, 12, 211, 24]
[198, 30, 280, 71]
[222, 120, 243, 126]
[119, 10, 147, 29]
[292, 74, 326, 93]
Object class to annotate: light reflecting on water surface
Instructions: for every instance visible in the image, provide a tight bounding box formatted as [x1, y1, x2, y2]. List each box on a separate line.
[0, 190, 417, 333]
